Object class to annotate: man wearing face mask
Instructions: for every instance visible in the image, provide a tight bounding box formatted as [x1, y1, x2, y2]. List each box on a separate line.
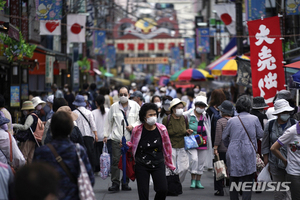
[162, 98, 193, 183]
[262, 99, 296, 200]
[166, 82, 177, 99]
[103, 87, 141, 192]
[158, 96, 173, 124]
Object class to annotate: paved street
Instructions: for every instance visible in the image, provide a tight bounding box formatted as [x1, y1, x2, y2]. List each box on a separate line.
[93, 170, 274, 200]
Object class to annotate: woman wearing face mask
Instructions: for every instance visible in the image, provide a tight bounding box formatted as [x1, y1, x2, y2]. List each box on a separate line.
[262, 99, 296, 200]
[151, 95, 162, 113]
[31, 96, 46, 121]
[183, 95, 211, 189]
[127, 103, 175, 200]
[157, 96, 173, 124]
[162, 98, 193, 183]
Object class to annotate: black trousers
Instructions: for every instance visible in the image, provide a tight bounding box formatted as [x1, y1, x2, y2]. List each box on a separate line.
[214, 152, 227, 191]
[135, 162, 168, 200]
[83, 136, 95, 171]
[230, 173, 255, 200]
[94, 139, 112, 172]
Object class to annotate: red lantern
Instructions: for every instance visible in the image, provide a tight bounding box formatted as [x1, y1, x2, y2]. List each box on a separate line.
[158, 43, 165, 50]
[117, 43, 125, 51]
[128, 43, 135, 51]
[148, 43, 155, 50]
[138, 43, 144, 50]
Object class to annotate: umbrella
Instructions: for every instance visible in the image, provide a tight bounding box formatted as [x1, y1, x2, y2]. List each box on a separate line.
[177, 68, 213, 81]
[170, 69, 186, 81]
[121, 120, 128, 184]
[211, 55, 250, 76]
[104, 72, 114, 77]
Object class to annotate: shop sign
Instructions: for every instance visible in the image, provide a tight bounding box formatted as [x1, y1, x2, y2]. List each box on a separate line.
[124, 57, 168, 64]
[10, 86, 20, 107]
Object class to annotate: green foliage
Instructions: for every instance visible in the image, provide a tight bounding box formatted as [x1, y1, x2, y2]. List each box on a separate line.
[283, 41, 294, 53]
[99, 66, 106, 74]
[198, 62, 206, 69]
[0, 31, 36, 63]
[0, 0, 6, 11]
[77, 57, 90, 72]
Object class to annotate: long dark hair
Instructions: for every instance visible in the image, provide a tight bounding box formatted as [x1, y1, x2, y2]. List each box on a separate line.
[95, 95, 105, 115]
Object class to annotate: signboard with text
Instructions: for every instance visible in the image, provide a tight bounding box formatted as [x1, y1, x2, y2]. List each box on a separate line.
[125, 57, 168, 65]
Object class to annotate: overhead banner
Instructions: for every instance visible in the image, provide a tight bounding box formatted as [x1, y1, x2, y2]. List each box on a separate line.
[124, 57, 168, 64]
[236, 57, 252, 87]
[247, 16, 285, 105]
[40, 20, 61, 35]
[286, 1, 300, 15]
[35, 0, 62, 20]
[245, 0, 266, 20]
[67, 14, 86, 43]
[94, 30, 106, 55]
[106, 46, 116, 68]
[184, 38, 195, 59]
[196, 28, 210, 54]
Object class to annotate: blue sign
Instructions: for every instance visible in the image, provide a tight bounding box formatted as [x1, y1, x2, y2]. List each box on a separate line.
[106, 46, 116, 68]
[196, 28, 210, 54]
[94, 31, 106, 55]
[246, 0, 266, 20]
[184, 38, 195, 59]
[10, 86, 20, 107]
[158, 64, 170, 75]
[286, 1, 300, 15]
[36, 0, 62, 20]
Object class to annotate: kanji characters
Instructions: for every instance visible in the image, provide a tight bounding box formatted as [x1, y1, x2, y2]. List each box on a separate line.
[255, 25, 275, 46]
[258, 72, 277, 97]
[257, 46, 277, 71]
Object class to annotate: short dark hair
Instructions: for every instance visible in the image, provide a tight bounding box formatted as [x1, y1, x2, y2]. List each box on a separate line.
[53, 98, 68, 112]
[119, 86, 129, 94]
[0, 94, 4, 107]
[139, 103, 158, 123]
[236, 95, 252, 113]
[187, 91, 194, 98]
[15, 162, 59, 200]
[51, 111, 73, 139]
[151, 95, 161, 103]
[90, 83, 96, 90]
[82, 83, 89, 90]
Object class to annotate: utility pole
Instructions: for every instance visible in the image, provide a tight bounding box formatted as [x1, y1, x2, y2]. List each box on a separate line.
[126, 0, 129, 17]
[236, 0, 243, 56]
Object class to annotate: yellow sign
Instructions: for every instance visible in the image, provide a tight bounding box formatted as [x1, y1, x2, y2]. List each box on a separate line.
[124, 57, 168, 64]
[135, 18, 157, 34]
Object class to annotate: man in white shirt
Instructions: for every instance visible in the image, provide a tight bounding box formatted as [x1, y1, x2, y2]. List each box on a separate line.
[73, 95, 98, 171]
[104, 87, 140, 192]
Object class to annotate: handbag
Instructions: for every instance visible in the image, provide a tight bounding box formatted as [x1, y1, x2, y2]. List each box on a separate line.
[118, 151, 135, 181]
[184, 135, 198, 150]
[100, 143, 110, 180]
[257, 163, 272, 182]
[75, 144, 96, 200]
[214, 154, 227, 181]
[166, 170, 182, 196]
[238, 116, 265, 173]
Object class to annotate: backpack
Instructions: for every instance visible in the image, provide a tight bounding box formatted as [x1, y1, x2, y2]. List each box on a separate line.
[209, 107, 222, 132]
[31, 113, 44, 142]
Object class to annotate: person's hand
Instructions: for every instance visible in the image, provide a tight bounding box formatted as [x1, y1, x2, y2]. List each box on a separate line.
[95, 135, 98, 143]
[103, 137, 107, 143]
[214, 149, 218, 155]
[126, 125, 133, 132]
[186, 129, 193, 135]
[284, 159, 288, 167]
[119, 140, 123, 147]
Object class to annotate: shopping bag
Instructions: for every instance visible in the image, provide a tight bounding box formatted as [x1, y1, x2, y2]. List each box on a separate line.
[100, 143, 110, 180]
[118, 151, 135, 181]
[257, 163, 272, 182]
[166, 170, 182, 196]
[214, 154, 227, 181]
[184, 135, 198, 150]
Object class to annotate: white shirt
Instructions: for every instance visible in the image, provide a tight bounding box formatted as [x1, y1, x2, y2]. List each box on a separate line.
[278, 124, 300, 175]
[92, 108, 110, 141]
[73, 107, 97, 138]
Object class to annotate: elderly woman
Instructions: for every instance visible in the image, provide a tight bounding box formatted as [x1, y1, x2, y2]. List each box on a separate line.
[183, 96, 211, 189]
[222, 95, 264, 200]
[213, 100, 234, 196]
[157, 96, 173, 124]
[162, 98, 193, 183]
[263, 99, 296, 200]
[127, 103, 175, 200]
[33, 111, 94, 200]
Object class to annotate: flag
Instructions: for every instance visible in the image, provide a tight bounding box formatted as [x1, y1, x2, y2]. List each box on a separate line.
[36, 0, 62, 20]
[40, 20, 61, 35]
[184, 38, 195, 59]
[94, 31, 106, 55]
[236, 57, 252, 87]
[247, 16, 285, 105]
[67, 14, 86, 43]
[214, 3, 236, 35]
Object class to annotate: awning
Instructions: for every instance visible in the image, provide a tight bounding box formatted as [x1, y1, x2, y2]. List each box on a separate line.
[32, 44, 71, 59]
[93, 68, 102, 75]
[285, 61, 300, 69]
[112, 77, 130, 85]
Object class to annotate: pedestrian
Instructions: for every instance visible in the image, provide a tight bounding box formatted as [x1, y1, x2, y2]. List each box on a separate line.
[63, 84, 76, 111]
[151, 95, 162, 114]
[213, 100, 234, 196]
[13, 101, 40, 164]
[141, 86, 150, 103]
[222, 95, 264, 200]
[51, 83, 64, 98]
[89, 83, 98, 110]
[262, 99, 296, 200]
[166, 82, 177, 98]
[162, 98, 193, 183]
[0, 95, 13, 134]
[127, 103, 175, 200]
[33, 111, 95, 200]
[92, 95, 112, 175]
[99, 87, 111, 108]
[131, 91, 144, 107]
[183, 96, 211, 189]
[271, 120, 300, 200]
[82, 83, 94, 110]
[73, 95, 98, 171]
[185, 90, 195, 111]
[31, 96, 46, 121]
[103, 87, 140, 192]
[14, 163, 59, 200]
[0, 161, 14, 200]
[157, 96, 172, 124]
[45, 95, 54, 121]
[0, 114, 25, 168]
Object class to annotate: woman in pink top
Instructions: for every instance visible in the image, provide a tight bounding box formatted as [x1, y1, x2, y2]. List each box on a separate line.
[127, 103, 175, 200]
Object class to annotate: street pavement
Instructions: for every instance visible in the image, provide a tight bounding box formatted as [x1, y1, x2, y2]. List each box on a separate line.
[93, 169, 274, 200]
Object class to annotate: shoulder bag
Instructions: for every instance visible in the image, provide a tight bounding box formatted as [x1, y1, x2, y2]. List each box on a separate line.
[238, 116, 265, 173]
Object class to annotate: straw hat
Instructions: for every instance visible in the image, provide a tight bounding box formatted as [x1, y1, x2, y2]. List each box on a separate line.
[169, 98, 187, 110]
[272, 99, 294, 115]
[31, 97, 46, 108]
[57, 106, 78, 121]
[21, 101, 35, 110]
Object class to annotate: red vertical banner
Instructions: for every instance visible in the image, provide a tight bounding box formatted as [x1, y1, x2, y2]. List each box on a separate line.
[247, 16, 285, 105]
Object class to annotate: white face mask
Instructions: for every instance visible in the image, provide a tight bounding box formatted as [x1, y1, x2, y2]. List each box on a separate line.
[146, 116, 157, 126]
[168, 86, 172, 90]
[155, 102, 162, 108]
[160, 93, 166, 97]
[83, 95, 88, 101]
[36, 105, 43, 110]
[196, 107, 204, 114]
[119, 96, 128, 104]
[163, 104, 170, 111]
[64, 88, 69, 92]
[23, 111, 28, 116]
[280, 114, 290, 122]
[175, 108, 183, 116]
[194, 88, 200, 93]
